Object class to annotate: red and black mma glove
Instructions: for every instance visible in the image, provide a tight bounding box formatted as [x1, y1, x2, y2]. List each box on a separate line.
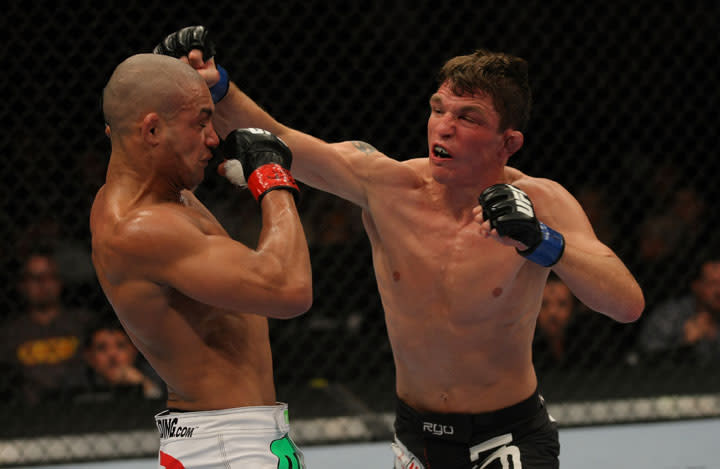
[220, 128, 300, 203]
[478, 184, 565, 267]
[153, 25, 229, 103]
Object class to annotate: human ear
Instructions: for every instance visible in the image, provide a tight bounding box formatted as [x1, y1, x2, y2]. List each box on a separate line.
[504, 130, 524, 156]
[141, 113, 161, 145]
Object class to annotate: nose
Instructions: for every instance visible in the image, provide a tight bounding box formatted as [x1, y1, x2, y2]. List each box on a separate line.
[206, 127, 220, 148]
[435, 113, 456, 137]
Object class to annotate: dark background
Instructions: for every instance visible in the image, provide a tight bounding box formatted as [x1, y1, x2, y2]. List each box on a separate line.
[1, 0, 718, 444]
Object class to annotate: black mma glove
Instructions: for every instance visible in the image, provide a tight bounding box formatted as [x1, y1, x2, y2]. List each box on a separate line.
[221, 128, 299, 203]
[153, 25, 229, 103]
[478, 184, 565, 267]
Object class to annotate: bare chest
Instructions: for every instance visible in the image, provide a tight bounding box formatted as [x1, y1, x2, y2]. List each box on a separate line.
[366, 199, 531, 321]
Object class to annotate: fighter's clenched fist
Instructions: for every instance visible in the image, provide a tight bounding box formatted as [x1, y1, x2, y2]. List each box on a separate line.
[153, 25, 229, 103]
[220, 128, 299, 203]
[478, 183, 565, 267]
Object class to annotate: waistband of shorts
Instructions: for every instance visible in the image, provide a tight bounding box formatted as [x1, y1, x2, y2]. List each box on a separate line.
[396, 389, 544, 434]
[154, 402, 290, 439]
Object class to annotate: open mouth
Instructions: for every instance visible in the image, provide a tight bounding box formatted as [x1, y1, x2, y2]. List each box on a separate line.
[433, 145, 453, 159]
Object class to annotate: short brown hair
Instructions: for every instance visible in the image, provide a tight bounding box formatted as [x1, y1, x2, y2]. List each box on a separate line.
[437, 49, 531, 132]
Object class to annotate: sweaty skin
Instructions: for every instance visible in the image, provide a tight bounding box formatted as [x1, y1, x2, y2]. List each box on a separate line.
[190, 51, 644, 413]
[90, 54, 311, 411]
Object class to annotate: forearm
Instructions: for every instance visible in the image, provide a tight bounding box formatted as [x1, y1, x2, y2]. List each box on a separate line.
[255, 191, 312, 316]
[553, 240, 644, 323]
[478, 183, 645, 323]
[215, 83, 350, 196]
[213, 82, 287, 139]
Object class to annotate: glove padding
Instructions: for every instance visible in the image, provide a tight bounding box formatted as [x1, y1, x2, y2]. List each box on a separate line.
[478, 184, 565, 267]
[153, 25, 216, 61]
[221, 128, 299, 203]
[153, 25, 229, 103]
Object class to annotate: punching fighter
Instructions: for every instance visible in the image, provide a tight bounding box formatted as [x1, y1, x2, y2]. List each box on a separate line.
[154, 26, 645, 468]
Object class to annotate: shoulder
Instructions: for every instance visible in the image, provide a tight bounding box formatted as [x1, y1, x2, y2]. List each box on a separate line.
[335, 140, 423, 182]
[333, 140, 397, 170]
[334, 140, 411, 167]
[117, 204, 191, 241]
[347, 140, 382, 156]
[505, 167, 570, 204]
[504, 167, 588, 229]
[101, 203, 206, 270]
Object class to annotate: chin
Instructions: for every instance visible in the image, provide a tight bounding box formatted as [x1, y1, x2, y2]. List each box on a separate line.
[189, 174, 206, 190]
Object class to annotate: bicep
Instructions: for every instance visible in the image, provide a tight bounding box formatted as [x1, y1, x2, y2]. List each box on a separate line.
[534, 182, 614, 256]
[118, 213, 293, 316]
[166, 234, 290, 313]
[277, 130, 377, 208]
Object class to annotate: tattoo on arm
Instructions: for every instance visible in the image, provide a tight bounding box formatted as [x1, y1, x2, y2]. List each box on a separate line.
[352, 141, 377, 155]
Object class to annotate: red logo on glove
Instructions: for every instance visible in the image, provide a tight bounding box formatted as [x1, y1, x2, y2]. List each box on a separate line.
[248, 163, 299, 201]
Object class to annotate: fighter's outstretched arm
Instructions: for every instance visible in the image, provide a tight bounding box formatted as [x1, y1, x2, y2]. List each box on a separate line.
[154, 25, 380, 208]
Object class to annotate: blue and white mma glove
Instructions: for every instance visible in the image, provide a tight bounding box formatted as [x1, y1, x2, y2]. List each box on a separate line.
[478, 184, 565, 267]
[153, 25, 230, 103]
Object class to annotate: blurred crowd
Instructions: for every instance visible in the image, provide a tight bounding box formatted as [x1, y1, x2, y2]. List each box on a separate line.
[0, 249, 164, 405]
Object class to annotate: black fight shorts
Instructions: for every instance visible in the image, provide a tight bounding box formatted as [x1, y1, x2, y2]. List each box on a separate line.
[392, 389, 559, 469]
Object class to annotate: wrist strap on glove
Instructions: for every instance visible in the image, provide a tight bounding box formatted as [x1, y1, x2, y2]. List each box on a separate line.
[248, 164, 300, 203]
[210, 65, 229, 103]
[517, 222, 565, 267]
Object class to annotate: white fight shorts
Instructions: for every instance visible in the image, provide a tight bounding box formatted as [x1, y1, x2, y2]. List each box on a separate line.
[154, 402, 304, 468]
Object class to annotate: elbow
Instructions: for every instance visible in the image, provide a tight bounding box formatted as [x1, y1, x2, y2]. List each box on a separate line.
[286, 286, 314, 318]
[272, 282, 313, 319]
[616, 291, 646, 324]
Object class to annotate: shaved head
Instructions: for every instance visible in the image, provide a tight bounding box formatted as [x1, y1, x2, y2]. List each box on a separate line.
[102, 54, 208, 137]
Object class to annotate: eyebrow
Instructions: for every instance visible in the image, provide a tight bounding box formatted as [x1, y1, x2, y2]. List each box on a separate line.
[430, 94, 486, 116]
[458, 105, 486, 116]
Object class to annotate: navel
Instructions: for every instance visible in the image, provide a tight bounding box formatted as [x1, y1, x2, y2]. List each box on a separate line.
[393, 271, 401, 281]
[492, 287, 503, 297]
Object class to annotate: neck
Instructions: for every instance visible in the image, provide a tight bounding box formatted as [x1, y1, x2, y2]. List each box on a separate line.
[427, 168, 505, 219]
[107, 152, 183, 204]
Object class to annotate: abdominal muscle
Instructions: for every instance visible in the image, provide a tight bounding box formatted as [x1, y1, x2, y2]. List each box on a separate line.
[115, 290, 277, 411]
[389, 306, 538, 414]
[375, 243, 543, 414]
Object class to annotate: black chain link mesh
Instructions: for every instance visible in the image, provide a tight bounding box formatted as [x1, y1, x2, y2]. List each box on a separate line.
[2, 0, 719, 462]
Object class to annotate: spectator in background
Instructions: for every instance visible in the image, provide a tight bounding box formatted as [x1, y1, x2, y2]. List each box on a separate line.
[534, 273, 637, 374]
[574, 185, 619, 251]
[637, 253, 720, 366]
[634, 186, 707, 304]
[0, 250, 91, 405]
[15, 218, 97, 303]
[637, 186, 705, 263]
[533, 274, 578, 369]
[78, 315, 164, 401]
